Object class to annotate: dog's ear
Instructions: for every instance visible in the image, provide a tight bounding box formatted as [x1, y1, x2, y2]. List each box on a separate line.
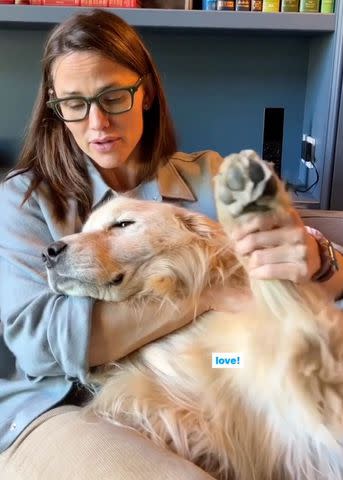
[175, 209, 221, 239]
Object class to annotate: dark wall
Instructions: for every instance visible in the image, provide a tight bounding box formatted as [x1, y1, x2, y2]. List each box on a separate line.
[0, 28, 309, 187]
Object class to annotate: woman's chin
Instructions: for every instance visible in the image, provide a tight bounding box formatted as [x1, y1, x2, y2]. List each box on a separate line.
[90, 152, 127, 170]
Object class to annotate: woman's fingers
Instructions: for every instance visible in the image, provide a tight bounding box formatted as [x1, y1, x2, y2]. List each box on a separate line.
[231, 209, 298, 242]
[243, 231, 320, 283]
[229, 207, 321, 283]
[249, 243, 307, 268]
[247, 244, 308, 282]
[231, 212, 280, 241]
[249, 262, 309, 283]
[234, 225, 306, 257]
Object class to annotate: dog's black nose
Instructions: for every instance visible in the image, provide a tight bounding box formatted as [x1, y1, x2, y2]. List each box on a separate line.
[42, 241, 67, 268]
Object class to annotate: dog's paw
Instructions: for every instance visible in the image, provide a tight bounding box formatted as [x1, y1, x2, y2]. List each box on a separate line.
[215, 150, 281, 218]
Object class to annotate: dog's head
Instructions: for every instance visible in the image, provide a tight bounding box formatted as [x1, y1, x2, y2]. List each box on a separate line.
[42, 197, 232, 302]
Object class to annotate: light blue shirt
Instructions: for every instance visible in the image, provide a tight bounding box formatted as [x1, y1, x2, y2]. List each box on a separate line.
[0, 150, 222, 453]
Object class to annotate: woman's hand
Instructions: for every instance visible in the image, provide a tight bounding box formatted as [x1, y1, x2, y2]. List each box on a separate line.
[231, 208, 321, 284]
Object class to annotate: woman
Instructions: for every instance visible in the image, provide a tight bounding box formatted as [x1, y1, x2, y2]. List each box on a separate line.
[0, 8, 341, 480]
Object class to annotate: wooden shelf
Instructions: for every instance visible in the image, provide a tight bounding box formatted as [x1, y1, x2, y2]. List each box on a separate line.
[0, 6, 336, 32]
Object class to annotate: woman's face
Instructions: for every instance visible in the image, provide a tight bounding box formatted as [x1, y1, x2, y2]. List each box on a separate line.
[51, 51, 149, 171]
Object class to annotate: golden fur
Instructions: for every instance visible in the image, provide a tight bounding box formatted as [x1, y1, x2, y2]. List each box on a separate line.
[46, 151, 343, 479]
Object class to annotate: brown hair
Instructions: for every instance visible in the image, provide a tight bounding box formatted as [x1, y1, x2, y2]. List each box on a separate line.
[12, 9, 177, 222]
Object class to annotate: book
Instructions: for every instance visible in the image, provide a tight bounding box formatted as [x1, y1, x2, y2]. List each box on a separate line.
[251, 0, 262, 10]
[202, 0, 217, 8]
[299, 0, 319, 11]
[80, 0, 108, 5]
[42, 0, 80, 4]
[320, 0, 334, 13]
[281, 0, 298, 11]
[235, 0, 250, 10]
[142, 0, 191, 7]
[217, 0, 235, 9]
[109, 0, 140, 5]
[262, 0, 280, 11]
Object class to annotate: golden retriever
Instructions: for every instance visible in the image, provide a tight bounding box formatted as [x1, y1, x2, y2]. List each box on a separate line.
[43, 150, 343, 480]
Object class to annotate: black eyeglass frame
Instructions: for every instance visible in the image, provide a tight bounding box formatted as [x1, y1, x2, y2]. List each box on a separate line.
[46, 76, 144, 122]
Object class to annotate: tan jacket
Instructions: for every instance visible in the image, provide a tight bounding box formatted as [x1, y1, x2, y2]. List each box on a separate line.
[157, 150, 224, 220]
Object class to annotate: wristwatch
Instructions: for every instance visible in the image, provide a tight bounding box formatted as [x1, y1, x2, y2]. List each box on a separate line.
[306, 226, 339, 282]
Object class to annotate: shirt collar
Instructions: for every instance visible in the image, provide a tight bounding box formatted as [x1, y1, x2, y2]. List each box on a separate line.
[87, 158, 112, 209]
[87, 156, 196, 209]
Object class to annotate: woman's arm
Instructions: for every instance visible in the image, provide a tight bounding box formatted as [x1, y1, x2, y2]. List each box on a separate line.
[0, 176, 94, 383]
[89, 297, 210, 367]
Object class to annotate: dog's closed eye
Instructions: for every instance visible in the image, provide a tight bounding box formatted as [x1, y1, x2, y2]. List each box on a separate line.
[109, 220, 135, 229]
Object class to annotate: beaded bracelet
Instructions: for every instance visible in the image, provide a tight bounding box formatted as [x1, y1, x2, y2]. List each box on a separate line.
[305, 226, 339, 282]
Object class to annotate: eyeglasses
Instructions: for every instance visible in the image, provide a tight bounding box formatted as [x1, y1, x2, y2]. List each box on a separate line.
[47, 77, 144, 122]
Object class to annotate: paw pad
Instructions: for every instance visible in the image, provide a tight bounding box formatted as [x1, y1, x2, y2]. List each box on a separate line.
[216, 150, 276, 217]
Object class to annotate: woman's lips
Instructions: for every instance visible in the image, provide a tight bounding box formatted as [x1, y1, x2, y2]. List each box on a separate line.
[90, 138, 120, 153]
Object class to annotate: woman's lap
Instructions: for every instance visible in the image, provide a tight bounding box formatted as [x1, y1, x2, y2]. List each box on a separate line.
[0, 405, 214, 480]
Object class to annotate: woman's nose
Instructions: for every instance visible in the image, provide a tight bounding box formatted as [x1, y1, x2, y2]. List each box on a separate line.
[88, 103, 110, 129]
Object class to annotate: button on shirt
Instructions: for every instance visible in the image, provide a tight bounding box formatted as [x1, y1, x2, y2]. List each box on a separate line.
[0, 150, 223, 453]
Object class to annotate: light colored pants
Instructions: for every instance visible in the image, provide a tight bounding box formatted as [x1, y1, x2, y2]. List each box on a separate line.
[0, 405, 215, 480]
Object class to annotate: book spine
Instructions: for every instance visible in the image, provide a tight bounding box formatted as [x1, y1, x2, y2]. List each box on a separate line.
[217, 0, 235, 9]
[320, 0, 334, 13]
[281, 0, 299, 11]
[203, 0, 217, 8]
[251, 0, 262, 10]
[236, 0, 250, 10]
[107, 0, 140, 5]
[80, 0, 108, 6]
[262, 0, 280, 11]
[42, 0, 80, 4]
[299, 0, 319, 11]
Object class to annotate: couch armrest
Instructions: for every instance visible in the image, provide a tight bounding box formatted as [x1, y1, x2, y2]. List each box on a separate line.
[298, 209, 343, 247]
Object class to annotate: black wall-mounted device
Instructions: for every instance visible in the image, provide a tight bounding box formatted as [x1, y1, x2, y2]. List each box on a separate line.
[262, 107, 284, 178]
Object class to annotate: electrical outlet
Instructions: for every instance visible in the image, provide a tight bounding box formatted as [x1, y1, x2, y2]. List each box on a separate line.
[301, 134, 316, 168]
[306, 135, 316, 163]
